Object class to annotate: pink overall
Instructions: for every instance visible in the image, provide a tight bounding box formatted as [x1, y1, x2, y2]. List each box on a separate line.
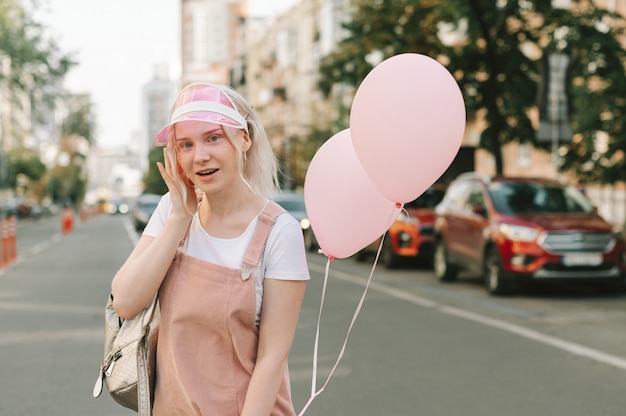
[153, 202, 296, 415]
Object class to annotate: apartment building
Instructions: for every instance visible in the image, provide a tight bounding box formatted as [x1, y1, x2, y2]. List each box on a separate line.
[235, 0, 351, 186]
[180, 0, 247, 86]
[141, 65, 175, 172]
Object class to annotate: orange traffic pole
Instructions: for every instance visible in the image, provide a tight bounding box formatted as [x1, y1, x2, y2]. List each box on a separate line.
[1, 218, 8, 268]
[62, 208, 74, 234]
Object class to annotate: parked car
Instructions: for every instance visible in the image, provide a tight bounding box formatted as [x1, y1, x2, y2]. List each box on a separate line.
[272, 191, 317, 251]
[132, 193, 163, 232]
[105, 198, 130, 215]
[355, 185, 446, 268]
[4, 196, 34, 218]
[433, 173, 626, 295]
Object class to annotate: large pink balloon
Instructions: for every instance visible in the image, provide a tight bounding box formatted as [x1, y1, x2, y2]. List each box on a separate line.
[304, 129, 402, 259]
[350, 53, 465, 203]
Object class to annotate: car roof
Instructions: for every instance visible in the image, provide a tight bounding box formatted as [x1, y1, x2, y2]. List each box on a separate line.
[454, 173, 565, 187]
[137, 193, 163, 202]
[490, 176, 565, 186]
[272, 191, 304, 200]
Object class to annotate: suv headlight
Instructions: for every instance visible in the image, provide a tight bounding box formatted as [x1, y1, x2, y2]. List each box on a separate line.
[300, 218, 311, 230]
[499, 223, 541, 242]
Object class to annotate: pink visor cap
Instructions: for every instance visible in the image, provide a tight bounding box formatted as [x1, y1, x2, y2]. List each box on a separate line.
[154, 83, 248, 146]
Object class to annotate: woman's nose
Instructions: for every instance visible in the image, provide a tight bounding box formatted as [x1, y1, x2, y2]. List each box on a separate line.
[194, 144, 212, 162]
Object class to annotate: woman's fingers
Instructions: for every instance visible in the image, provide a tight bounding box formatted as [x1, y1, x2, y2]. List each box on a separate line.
[163, 147, 174, 176]
[158, 148, 198, 215]
[156, 161, 175, 189]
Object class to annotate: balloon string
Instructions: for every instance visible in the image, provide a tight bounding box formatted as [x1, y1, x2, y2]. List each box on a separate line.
[299, 255, 331, 415]
[314, 257, 331, 395]
[298, 205, 397, 415]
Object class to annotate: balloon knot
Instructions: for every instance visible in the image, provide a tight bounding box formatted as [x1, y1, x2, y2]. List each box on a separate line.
[317, 249, 335, 262]
[395, 202, 402, 208]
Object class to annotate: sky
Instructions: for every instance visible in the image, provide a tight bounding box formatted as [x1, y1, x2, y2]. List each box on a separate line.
[36, 0, 297, 149]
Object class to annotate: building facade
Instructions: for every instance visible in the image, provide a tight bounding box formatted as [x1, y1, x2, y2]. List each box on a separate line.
[180, 0, 247, 86]
[141, 65, 175, 172]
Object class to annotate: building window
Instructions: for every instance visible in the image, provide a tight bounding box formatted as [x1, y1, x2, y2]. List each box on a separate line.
[518, 142, 531, 167]
[188, 2, 229, 65]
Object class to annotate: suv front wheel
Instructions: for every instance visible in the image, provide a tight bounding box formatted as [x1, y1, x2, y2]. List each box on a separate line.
[433, 239, 458, 282]
[381, 241, 401, 269]
[484, 247, 509, 295]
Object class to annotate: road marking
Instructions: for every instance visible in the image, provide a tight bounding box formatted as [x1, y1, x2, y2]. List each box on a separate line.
[31, 240, 51, 254]
[0, 232, 63, 277]
[122, 216, 139, 245]
[440, 305, 626, 371]
[0, 327, 101, 346]
[308, 262, 626, 372]
[0, 301, 101, 314]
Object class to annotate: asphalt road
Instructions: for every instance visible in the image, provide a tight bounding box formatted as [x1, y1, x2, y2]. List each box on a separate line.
[1, 213, 625, 415]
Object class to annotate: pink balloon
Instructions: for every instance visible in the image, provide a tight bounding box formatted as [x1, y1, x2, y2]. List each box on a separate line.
[304, 129, 402, 259]
[350, 53, 465, 203]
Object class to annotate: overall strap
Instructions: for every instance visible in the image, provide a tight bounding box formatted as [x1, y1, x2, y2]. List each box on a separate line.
[241, 201, 286, 271]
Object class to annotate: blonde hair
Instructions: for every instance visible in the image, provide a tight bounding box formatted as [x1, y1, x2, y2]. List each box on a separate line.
[165, 84, 280, 202]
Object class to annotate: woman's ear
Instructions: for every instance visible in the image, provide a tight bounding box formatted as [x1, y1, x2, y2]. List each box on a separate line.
[242, 133, 252, 152]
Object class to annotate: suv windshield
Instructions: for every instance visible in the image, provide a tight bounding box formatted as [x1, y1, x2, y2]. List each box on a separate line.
[405, 188, 446, 209]
[488, 182, 593, 215]
[274, 195, 306, 213]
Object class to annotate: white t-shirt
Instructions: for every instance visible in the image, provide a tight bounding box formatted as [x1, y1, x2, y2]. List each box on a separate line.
[143, 193, 310, 323]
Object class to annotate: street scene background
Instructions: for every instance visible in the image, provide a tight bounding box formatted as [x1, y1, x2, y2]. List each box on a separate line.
[1, 212, 625, 416]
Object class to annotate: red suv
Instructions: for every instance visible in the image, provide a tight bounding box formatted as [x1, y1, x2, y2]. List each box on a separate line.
[433, 174, 626, 294]
[356, 185, 446, 268]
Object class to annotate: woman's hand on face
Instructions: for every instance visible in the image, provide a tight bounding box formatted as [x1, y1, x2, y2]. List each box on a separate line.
[157, 146, 198, 218]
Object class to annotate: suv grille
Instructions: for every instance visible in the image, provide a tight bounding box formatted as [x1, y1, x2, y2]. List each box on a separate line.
[540, 232, 614, 253]
[419, 224, 434, 236]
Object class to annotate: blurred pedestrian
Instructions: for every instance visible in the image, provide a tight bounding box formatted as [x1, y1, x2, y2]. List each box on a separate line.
[111, 83, 309, 415]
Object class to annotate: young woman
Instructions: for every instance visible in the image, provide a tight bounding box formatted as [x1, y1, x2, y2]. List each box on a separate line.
[111, 83, 310, 415]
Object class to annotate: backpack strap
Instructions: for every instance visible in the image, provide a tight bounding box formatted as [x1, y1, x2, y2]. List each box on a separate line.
[240, 200, 286, 279]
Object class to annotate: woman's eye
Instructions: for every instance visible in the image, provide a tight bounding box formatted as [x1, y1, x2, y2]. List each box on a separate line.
[179, 142, 193, 150]
[207, 135, 219, 143]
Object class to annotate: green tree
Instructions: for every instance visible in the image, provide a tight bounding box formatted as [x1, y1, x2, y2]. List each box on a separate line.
[63, 104, 94, 144]
[1, 0, 78, 203]
[439, 0, 544, 174]
[319, 0, 442, 98]
[0, 0, 74, 92]
[48, 161, 86, 206]
[142, 147, 168, 195]
[318, 0, 626, 178]
[7, 148, 45, 188]
[552, 3, 626, 184]
[442, 0, 626, 177]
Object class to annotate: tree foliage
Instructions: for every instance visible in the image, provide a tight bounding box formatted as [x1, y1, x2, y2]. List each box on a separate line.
[555, 3, 626, 183]
[63, 105, 94, 144]
[0, 0, 74, 92]
[440, 0, 544, 173]
[142, 147, 168, 195]
[1, 0, 89, 204]
[319, 0, 442, 97]
[318, 0, 626, 181]
[48, 162, 86, 206]
[7, 148, 45, 188]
